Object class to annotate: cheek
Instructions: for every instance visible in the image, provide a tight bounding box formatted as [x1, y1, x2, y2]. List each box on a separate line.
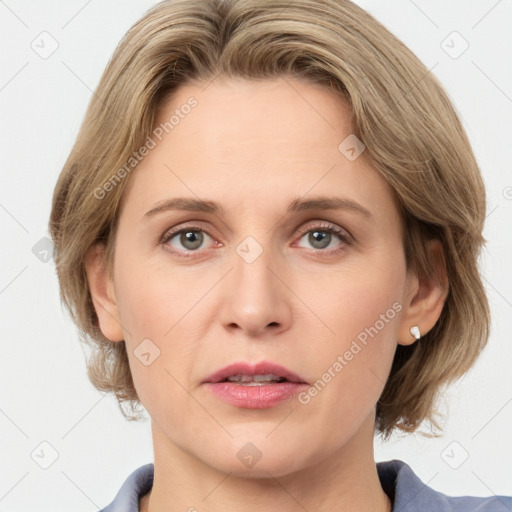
[114, 252, 203, 339]
[294, 296, 401, 450]
[303, 255, 404, 347]
[296, 256, 404, 408]
[112, 254, 220, 411]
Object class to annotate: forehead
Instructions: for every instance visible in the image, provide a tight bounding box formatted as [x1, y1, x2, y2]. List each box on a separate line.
[156, 75, 353, 162]
[120, 76, 400, 225]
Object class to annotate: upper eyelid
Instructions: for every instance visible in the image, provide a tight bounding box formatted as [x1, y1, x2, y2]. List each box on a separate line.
[295, 221, 351, 238]
[161, 221, 214, 242]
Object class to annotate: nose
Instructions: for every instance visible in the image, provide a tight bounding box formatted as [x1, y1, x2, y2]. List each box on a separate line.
[219, 239, 292, 338]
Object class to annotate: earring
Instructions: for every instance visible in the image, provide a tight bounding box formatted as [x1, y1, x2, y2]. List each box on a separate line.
[410, 325, 421, 340]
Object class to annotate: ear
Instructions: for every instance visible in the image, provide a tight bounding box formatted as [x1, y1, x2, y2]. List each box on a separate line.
[398, 239, 449, 346]
[84, 243, 124, 342]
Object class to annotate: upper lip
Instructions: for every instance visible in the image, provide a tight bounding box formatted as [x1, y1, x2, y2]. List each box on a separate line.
[202, 361, 308, 384]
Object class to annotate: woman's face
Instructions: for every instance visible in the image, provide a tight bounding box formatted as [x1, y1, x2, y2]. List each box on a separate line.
[94, 76, 421, 477]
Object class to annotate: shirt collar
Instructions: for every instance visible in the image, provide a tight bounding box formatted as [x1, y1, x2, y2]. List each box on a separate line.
[378, 459, 511, 511]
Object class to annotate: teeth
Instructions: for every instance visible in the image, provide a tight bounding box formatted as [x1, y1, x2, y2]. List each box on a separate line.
[226, 373, 286, 384]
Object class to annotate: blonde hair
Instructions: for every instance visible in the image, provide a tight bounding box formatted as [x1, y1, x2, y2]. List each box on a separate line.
[49, 0, 489, 438]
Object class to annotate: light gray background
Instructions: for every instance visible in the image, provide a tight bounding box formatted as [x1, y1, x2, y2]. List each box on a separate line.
[0, 0, 511, 510]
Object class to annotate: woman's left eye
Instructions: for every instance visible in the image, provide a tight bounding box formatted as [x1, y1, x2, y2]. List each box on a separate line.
[161, 222, 352, 257]
[295, 223, 352, 252]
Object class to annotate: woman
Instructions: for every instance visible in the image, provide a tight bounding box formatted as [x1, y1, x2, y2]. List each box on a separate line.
[48, 0, 510, 510]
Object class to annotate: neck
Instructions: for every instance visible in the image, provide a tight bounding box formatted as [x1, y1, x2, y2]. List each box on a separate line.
[140, 415, 392, 512]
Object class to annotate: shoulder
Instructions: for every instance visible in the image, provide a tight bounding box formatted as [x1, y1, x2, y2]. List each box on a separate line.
[377, 459, 512, 512]
[99, 463, 154, 512]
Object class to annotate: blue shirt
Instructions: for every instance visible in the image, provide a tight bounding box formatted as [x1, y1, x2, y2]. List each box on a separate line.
[100, 459, 511, 511]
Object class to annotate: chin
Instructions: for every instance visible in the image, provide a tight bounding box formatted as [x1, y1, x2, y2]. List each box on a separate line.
[210, 452, 309, 480]
[197, 432, 317, 479]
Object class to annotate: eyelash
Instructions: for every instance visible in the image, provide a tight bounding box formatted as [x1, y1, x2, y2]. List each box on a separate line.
[160, 221, 353, 259]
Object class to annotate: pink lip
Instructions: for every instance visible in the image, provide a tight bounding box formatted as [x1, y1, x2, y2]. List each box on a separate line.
[202, 361, 309, 409]
[203, 361, 307, 384]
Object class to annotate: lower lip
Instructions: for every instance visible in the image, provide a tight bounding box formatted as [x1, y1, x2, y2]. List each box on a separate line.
[204, 381, 309, 408]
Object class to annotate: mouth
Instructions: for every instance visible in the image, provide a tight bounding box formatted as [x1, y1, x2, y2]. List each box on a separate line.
[203, 361, 308, 385]
[222, 373, 289, 386]
[202, 361, 309, 409]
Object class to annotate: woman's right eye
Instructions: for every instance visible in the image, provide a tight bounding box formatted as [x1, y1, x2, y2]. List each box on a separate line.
[162, 227, 216, 255]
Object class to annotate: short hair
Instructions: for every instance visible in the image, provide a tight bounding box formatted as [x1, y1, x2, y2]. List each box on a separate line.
[49, 0, 489, 438]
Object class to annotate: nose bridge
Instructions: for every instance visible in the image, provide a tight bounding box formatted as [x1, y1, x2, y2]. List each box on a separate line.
[233, 233, 277, 301]
[221, 232, 290, 335]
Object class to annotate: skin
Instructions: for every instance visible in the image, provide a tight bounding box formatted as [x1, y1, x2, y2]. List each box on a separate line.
[85, 76, 448, 512]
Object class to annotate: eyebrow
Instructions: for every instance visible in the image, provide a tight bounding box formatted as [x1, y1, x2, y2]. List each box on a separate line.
[143, 196, 373, 219]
